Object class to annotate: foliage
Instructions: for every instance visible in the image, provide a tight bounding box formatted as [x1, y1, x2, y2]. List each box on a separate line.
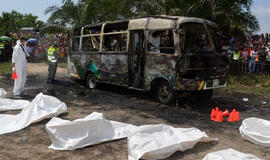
[185, 0, 259, 36]
[48, 0, 260, 36]
[45, 0, 85, 26]
[0, 10, 45, 36]
[0, 62, 12, 74]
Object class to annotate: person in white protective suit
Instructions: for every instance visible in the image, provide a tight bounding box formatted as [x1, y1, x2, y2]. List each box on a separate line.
[12, 37, 30, 98]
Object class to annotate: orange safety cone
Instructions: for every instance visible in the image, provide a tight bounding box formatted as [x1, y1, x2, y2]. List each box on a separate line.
[214, 111, 223, 122]
[234, 111, 240, 121]
[215, 107, 219, 116]
[12, 72, 18, 79]
[222, 109, 230, 116]
[210, 108, 216, 120]
[228, 109, 236, 122]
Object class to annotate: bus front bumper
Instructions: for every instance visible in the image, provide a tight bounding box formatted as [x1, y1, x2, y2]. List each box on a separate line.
[175, 78, 227, 91]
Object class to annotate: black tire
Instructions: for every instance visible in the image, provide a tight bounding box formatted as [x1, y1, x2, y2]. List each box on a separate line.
[86, 73, 97, 89]
[154, 80, 175, 105]
[191, 89, 213, 102]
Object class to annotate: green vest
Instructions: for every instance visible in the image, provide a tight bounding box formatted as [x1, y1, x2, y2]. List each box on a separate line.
[47, 47, 58, 63]
[0, 43, 4, 49]
[233, 51, 240, 60]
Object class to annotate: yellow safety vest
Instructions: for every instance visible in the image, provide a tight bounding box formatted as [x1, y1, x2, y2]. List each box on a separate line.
[0, 43, 4, 49]
[233, 52, 240, 60]
[47, 47, 58, 63]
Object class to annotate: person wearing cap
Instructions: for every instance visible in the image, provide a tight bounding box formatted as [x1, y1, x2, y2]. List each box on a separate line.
[11, 37, 30, 98]
[47, 43, 60, 84]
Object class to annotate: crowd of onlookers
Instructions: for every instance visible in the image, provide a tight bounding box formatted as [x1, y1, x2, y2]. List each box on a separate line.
[39, 33, 67, 62]
[0, 32, 68, 63]
[219, 33, 270, 74]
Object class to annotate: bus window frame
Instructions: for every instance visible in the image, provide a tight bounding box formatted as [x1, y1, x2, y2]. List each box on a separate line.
[145, 29, 179, 57]
[82, 25, 102, 36]
[81, 34, 101, 53]
[102, 31, 129, 54]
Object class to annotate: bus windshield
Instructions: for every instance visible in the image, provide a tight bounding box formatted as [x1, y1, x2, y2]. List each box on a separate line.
[179, 23, 214, 54]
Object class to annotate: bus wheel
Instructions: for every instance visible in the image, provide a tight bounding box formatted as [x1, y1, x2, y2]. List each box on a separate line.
[155, 81, 175, 105]
[86, 73, 96, 89]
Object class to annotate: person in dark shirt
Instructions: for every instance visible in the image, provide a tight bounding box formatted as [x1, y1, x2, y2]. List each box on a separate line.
[256, 47, 266, 74]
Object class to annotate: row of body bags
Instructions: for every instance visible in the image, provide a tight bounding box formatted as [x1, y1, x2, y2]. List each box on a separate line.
[0, 88, 67, 135]
[46, 112, 265, 160]
[0, 88, 268, 160]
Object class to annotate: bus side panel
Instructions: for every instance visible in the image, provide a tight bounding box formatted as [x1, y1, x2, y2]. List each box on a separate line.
[68, 53, 100, 80]
[98, 54, 129, 85]
[144, 54, 177, 91]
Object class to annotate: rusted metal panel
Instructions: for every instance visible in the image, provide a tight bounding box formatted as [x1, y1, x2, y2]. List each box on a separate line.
[98, 54, 129, 84]
[68, 53, 100, 80]
[144, 53, 177, 90]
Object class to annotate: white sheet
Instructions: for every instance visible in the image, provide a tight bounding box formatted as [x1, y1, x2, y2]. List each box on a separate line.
[46, 112, 137, 150]
[0, 93, 67, 135]
[202, 148, 263, 160]
[240, 117, 270, 147]
[128, 125, 216, 160]
[0, 88, 7, 98]
[0, 98, 30, 111]
[0, 88, 30, 111]
[46, 112, 215, 160]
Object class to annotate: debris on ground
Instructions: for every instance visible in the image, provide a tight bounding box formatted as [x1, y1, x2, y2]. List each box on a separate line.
[243, 98, 249, 102]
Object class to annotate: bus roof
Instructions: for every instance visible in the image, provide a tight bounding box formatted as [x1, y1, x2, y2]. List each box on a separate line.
[82, 15, 217, 31]
[128, 15, 217, 30]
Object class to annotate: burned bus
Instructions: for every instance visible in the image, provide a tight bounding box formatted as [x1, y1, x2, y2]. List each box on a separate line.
[68, 16, 229, 104]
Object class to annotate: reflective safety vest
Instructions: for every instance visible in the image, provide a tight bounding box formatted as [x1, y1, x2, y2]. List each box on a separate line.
[0, 43, 4, 49]
[47, 47, 58, 63]
[233, 51, 240, 60]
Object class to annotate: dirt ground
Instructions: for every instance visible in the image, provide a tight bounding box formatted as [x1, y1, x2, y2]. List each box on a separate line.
[0, 63, 269, 160]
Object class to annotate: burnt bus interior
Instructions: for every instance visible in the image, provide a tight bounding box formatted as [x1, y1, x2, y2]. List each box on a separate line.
[178, 22, 229, 80]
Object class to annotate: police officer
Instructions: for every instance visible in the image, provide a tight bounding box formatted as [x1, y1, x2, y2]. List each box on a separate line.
[47, 43, 59, 84]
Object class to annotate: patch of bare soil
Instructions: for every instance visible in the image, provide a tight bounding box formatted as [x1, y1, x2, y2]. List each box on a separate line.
[0, 63, 269, 160]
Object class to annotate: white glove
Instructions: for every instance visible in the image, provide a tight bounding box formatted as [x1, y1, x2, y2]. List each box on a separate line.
[12, 67, 15, 72]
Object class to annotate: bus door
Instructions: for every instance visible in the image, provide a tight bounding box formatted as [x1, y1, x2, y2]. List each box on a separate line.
[128, 30, 144, 88]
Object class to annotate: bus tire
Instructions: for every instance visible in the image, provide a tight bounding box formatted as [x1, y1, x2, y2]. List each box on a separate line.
[86, 73, 96, 89]
[155, 80, 175, 105]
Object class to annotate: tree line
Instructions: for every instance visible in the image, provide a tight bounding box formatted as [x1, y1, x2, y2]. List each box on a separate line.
[0, 11, 44, 36]
[45, 0, 260, 36]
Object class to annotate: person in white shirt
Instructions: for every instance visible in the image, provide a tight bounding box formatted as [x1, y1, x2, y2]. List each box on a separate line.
[12, 37, 30, 98]
[148, 32, 161, 52]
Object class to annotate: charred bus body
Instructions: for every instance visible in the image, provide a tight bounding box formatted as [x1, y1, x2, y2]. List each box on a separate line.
[68, 16, 229, 104]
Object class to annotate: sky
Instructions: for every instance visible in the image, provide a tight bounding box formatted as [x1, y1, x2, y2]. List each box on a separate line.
[0, 0, 269, 33]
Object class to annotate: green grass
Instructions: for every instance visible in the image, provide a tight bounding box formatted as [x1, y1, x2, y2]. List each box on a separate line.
[0, 62, 12, 74]
[217, 73, 270, 96]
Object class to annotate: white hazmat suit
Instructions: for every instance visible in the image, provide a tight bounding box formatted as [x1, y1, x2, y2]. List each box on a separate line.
[12, 40, 29, 96]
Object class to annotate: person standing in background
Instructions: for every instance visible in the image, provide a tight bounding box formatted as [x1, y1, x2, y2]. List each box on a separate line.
[12, 37, 30, 98]
[47, 44, 60, 84]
